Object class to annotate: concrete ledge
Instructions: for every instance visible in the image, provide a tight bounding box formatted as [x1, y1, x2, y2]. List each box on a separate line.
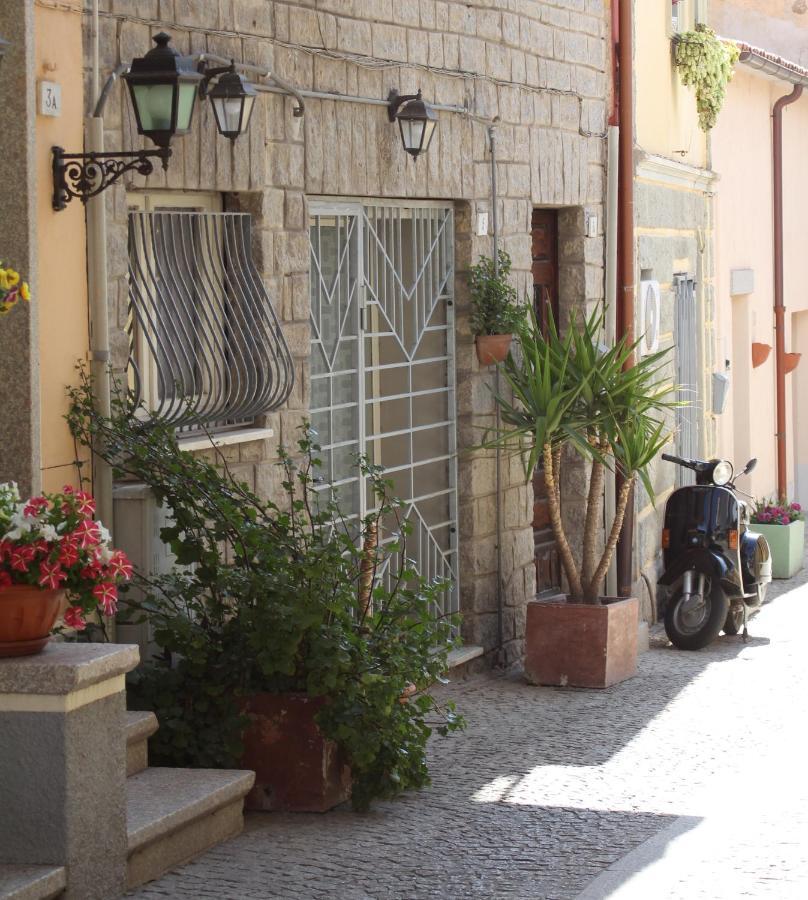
[447, 645, 484, 669]
[0, 643, 139, 695]
[0, 865, 66, 900]
[125, 711, 159, 777]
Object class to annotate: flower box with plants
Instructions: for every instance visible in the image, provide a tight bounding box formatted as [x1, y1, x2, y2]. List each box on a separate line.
[484, 306, 675, 688]
[0, 481, 132, 657]
[750, 499, 804, 579]
[470, 249, 526, 365]
[68, 376, 464, 812]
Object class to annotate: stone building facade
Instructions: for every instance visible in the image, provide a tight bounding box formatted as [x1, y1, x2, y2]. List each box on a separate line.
[88, 0, 609, 665]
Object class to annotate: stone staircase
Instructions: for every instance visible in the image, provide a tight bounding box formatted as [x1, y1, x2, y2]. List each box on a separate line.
[0, 644, 254, 900]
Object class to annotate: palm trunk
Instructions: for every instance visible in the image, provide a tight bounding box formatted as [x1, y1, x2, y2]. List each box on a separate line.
[587, 473, 635, 600]
[543, 442, 583, 600]
[581, 457, 605, 596]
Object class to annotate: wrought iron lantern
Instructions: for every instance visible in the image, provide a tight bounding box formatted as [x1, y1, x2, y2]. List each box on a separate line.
[387, 89, 438, 160]
[208, 68, 257, 141]
[122, 32, 203, 149]
[0, 36, 9, 71]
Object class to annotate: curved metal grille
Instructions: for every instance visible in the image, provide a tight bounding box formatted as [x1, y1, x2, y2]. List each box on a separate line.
[128, 211, 294, 430]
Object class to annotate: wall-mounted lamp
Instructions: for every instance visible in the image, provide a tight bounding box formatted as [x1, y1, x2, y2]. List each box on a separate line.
[387, 89, 438, 160]
[0, 36, 9, 72]
[205, 67, 257, 141]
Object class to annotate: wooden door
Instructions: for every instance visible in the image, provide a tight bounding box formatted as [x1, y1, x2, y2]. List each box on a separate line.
[531, 209, 562, 595]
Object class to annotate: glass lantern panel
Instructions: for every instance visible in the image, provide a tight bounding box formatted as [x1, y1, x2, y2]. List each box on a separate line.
[132, 84, 175, 132]
[241, 95, 256, 132]
[399, 118, 426, 152]
[422, 119, 437, 151]
[213, 96, 245, 135]
[175, 82, 198, 133]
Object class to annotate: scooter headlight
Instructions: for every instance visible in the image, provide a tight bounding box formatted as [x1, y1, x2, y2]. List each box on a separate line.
[712, 459, 733, 486]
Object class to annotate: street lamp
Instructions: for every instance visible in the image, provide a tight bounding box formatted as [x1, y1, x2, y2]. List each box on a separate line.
[208, 68, 257, 141]
[387, 89, 438, 160]
[122, 32, 203, 149]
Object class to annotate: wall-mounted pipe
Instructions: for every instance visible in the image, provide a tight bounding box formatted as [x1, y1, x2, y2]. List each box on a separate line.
[772, 83, 803, 499]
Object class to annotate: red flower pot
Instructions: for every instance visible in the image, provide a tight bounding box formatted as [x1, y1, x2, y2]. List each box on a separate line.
[0, 586, 64, 657]
[475, 334, 513, 365]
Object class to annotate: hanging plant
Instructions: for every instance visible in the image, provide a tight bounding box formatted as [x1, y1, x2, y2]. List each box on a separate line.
[0, 261, 31, 317]
[674, 25, 740, 131]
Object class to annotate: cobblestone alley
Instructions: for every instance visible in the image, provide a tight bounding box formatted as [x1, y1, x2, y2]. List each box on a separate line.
[129, 569, 808, 900]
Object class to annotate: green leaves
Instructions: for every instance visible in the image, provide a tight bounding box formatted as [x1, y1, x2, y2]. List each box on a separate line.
[675, 26, 740, 131]
[469, 250, 527, 336]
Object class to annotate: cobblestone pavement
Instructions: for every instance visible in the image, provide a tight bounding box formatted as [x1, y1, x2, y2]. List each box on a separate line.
[130, 568, 808, 900]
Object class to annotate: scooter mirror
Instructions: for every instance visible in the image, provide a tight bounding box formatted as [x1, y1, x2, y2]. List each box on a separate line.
[743, 458, 758, 475]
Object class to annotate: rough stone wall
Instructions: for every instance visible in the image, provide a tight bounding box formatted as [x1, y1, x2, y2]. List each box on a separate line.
[88, 0, 609, 665]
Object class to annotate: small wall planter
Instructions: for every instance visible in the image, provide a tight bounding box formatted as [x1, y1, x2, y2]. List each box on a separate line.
[0, 587, 64, 657]
[240, 693, 351, 812]
[524, 595, 639, 688]
[475, 334, 512, 365]
[752, 519, 804, 579]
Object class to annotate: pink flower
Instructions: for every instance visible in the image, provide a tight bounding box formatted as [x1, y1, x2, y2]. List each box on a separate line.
[23, 496, 48, 517]
[792, 503, 802, 511]
[92, 582, 118, 616]
[0, 571, 12, 588]
[61, 485, 75, 495]
[10, 545, 35, 572]
[72, 519, 100, 549]
[0, 540, 12, 561]
[107, 550, 133, 581]
[58, 538, 79, 568]
[63, 605, 86, 631]
[38, 560, 65, 590]
[74, 492, 96, 518]
[781, 515, 791, 525]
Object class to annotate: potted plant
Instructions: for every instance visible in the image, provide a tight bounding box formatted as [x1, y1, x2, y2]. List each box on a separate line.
[67, 376, 464, 812]
[470, 249, 526, 365]
[0, 481, 132, 656]
[484, 306, 675, 688]
[0, 260, 31, 317]
[750, 498, 804, 579]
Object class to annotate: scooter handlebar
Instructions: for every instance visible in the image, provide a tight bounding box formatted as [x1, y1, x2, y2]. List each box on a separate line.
[661, 453, 689, 467]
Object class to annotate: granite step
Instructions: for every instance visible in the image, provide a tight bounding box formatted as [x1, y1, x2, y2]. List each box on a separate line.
[125, 710, 159, 777]
[126, 766, 255, 890]
[0, 865, 65, 900]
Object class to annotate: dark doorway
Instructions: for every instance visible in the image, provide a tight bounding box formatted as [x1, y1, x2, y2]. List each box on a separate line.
[531, 209, 562, 595]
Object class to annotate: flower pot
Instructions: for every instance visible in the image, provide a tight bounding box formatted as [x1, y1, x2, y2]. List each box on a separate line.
[0, 587, 64, 657]
[524, 595, 639, 688]
[475, 334, 512, 365]
[751, 342, 771, 368]
[752, 519, 804, 578]
[240, 692, 351, 812]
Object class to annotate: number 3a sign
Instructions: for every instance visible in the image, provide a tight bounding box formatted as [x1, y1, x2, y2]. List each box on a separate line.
[38, 81, 62, 118]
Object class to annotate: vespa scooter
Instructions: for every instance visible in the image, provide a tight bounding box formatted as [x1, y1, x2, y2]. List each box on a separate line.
[657, 454, 772, 650]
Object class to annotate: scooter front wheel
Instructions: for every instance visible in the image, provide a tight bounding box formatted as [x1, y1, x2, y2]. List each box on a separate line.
[664, 577, 729, 650]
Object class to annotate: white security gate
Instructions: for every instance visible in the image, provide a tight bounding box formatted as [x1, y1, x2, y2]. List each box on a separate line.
[674, 274, 700, 486]
[308, 201, 458, 618]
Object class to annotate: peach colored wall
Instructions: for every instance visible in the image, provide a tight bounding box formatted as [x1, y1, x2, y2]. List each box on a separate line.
[712, 0, 808, 64]
[34, 0, 89, 493]
[635, 0, 708, 169]
[712, 65, 808, 503]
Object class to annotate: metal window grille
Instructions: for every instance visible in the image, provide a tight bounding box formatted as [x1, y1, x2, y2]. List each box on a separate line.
[127, 210, 294, 432]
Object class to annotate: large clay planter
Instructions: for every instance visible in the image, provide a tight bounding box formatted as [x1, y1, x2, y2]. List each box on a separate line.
[240, 693, 351, 812]
[0, 586, 64, 657]
[475, 333, 512, 365]
[524, 595, 639, 688]
[752, 519, 804, 579]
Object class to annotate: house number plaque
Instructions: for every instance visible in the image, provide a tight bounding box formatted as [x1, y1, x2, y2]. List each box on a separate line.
[39, 81, 62, 118]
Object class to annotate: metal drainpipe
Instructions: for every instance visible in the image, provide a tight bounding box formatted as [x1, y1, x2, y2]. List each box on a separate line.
[773, 84, 802, 499]
[616, 0, 636, 598]
[489, 122, 505, 665]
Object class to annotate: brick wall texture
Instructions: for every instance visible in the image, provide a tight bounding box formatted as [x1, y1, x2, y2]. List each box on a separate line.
[90, 0, 609, 666]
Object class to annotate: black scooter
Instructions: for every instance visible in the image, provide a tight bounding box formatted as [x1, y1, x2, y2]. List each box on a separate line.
[657, 454, 772, 650]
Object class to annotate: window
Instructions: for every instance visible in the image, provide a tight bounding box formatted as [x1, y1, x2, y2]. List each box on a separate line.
[127, 191, 293, 433]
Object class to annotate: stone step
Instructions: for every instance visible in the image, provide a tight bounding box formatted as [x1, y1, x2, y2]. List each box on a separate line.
[125, 710, 159, 777]
[126, 766, 255, 891]
[0, 865, 66, 900]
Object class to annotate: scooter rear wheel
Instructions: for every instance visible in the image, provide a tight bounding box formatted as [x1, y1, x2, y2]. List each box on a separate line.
[664, 577, 729, 650]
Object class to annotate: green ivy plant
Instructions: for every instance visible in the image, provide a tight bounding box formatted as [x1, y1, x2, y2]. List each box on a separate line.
[67, 371, 464, 811]
[469, 249, 526, 336]
[674, 25, 740, 132]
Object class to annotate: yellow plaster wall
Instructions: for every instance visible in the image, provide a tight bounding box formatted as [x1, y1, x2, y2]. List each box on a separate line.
[34, 0, 89, 493]
[635, 0, 708, 169]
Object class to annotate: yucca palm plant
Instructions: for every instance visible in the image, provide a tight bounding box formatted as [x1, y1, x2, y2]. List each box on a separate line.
[487, 306, 676, 604]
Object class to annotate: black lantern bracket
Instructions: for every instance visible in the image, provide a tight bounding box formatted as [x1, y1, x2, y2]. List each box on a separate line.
[386, 89, 420, 122]
[52, 146, 172, 211]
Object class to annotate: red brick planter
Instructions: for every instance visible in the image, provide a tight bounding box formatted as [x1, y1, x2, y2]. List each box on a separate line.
[240, 693, 351, 812]
[524, 595, 639, 688]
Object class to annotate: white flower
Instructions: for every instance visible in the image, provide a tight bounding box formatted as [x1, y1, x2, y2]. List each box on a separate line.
[40, 524, 59, 542]
[4, 507, 34, 540]
[97, 523, 112, 545]
[99, 545, 114, 564]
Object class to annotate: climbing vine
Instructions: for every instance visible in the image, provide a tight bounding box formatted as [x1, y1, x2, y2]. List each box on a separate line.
[674, 25, 740, 131]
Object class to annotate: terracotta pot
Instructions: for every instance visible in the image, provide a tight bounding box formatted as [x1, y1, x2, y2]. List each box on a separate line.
[785, 352, 802, 374]
[0, 586, 64, 658]
[240, 692, 351, 812]
[524, 594, 639, 689]
[475, 333, 512, 365]
[751, 342, 772, 368]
